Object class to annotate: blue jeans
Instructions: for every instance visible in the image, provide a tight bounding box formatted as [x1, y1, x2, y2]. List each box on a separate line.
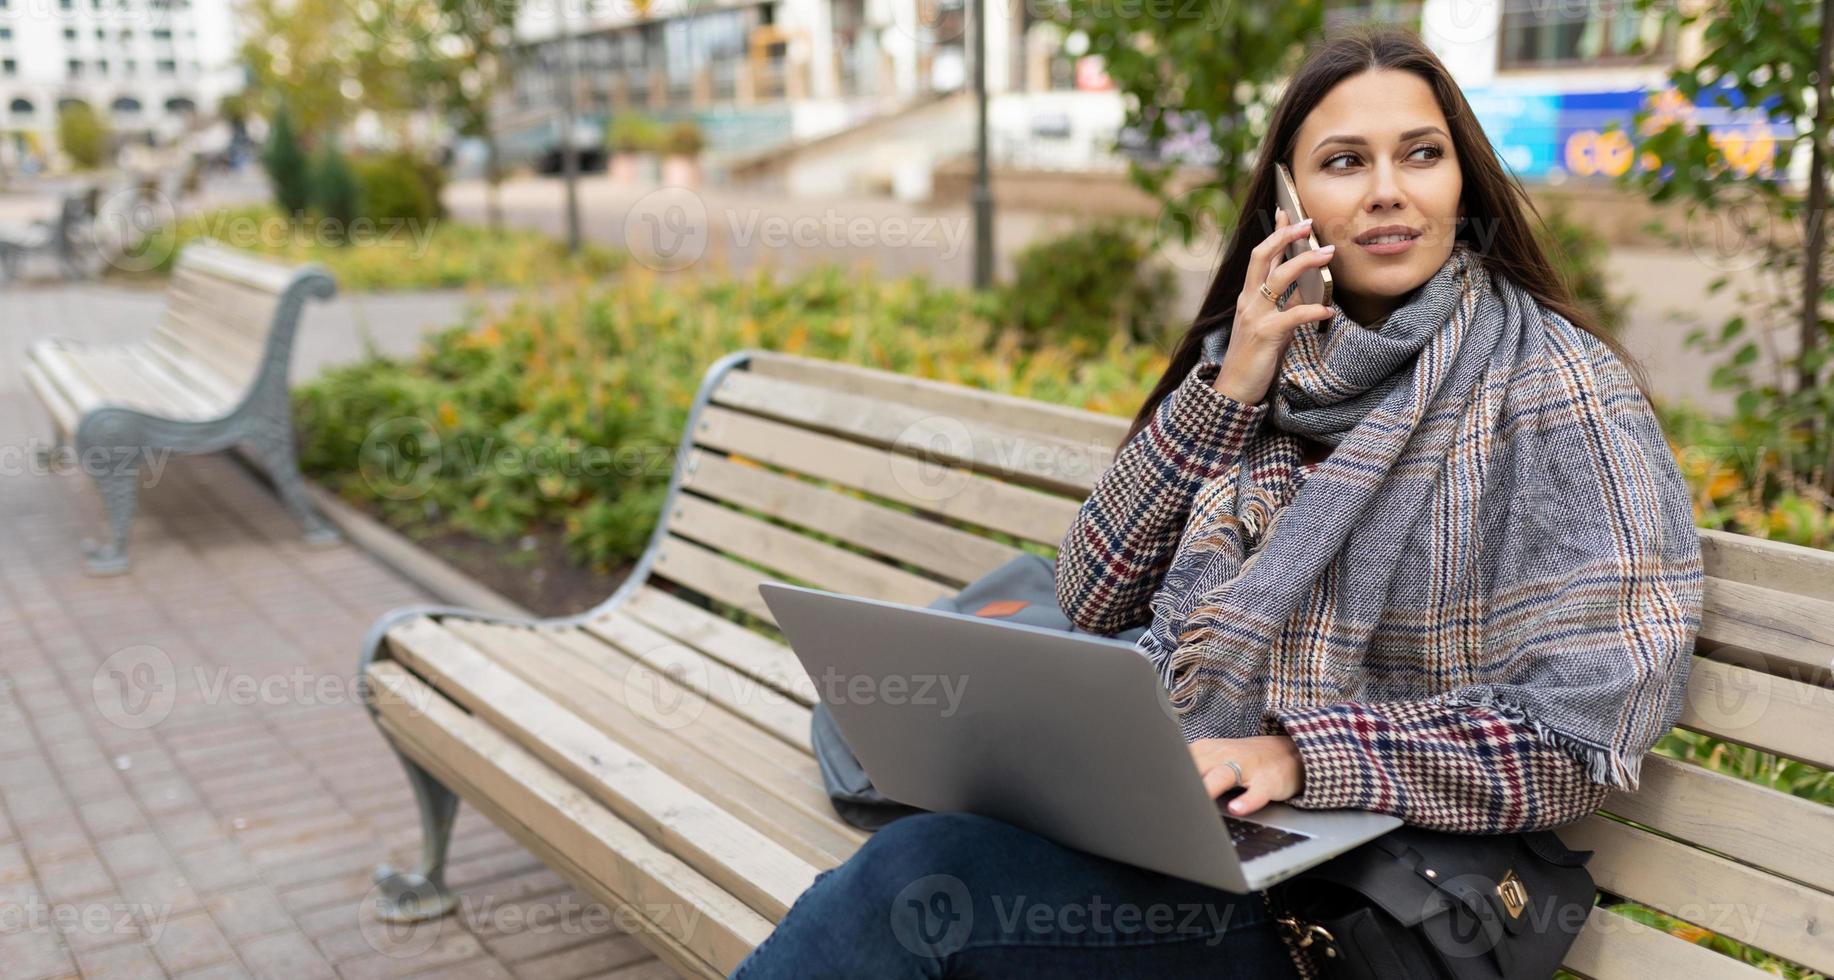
[729, 812, 1301, 979]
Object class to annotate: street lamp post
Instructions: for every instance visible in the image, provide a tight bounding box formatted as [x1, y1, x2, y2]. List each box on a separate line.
[971, 0, 993, 290]
[558, 0, 583, 255]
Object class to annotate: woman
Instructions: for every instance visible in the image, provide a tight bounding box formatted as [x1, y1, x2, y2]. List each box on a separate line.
[731, 25, 1703, 980]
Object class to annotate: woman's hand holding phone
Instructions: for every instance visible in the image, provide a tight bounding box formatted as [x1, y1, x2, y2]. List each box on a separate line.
[1212, 207, 1336, 405]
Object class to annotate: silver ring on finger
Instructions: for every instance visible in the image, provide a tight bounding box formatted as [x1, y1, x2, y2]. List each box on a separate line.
[1222, 758, 1247, 787]
[1258, 282, 1283, 310]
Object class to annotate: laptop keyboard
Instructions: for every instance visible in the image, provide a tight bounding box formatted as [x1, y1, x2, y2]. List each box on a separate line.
[1221, 814, 1313, 861]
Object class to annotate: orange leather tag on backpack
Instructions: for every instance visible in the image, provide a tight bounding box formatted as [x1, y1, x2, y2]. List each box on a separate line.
[973, 599, 1029, 617]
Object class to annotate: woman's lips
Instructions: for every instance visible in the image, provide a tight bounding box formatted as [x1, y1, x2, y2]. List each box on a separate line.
[1358, 234, 1418, 256]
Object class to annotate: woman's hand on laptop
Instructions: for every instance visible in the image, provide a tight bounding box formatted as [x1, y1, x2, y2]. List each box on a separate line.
[1189, 736, 1304, 816]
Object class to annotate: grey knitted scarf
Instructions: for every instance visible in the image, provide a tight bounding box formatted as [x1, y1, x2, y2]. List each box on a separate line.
[1144, 242, 1704, 790]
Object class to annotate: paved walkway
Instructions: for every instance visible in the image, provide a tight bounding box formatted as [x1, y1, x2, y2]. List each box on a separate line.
[0, 289, 675, 979]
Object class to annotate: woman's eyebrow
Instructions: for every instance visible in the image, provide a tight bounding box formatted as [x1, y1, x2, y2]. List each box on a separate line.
[1311, 125, 1450, 154]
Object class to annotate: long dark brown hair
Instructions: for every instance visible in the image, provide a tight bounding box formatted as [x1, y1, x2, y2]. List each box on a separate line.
[1123, 25, 1651, 444]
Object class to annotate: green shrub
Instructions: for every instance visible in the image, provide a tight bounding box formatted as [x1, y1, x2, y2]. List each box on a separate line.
[262, 104, 310, 216]
[57, 103, 109, 170]
[355, 152, 439, 226]
[662, 119, 705, 157]
[293, 265, 1018, 571]
[607, 114, 664, 154]
[995, 220, 1178, 354]
[125, 204, 626, 290]
[309, 141, 360, 236]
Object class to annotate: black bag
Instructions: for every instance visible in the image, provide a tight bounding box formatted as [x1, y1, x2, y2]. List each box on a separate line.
[1264, 825, 1597, 980]
[809, 553, 1146, 830]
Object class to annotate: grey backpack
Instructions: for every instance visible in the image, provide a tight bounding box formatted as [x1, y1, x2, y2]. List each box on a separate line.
[808, 552, 1149, 830]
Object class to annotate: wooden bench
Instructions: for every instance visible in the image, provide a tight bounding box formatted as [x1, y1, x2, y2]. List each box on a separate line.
[358, 349, 1834, 979]
[21, 240, 341, 574]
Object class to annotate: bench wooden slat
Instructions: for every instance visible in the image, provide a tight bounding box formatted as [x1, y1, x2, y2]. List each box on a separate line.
[178, 238, 307, 294]
[577, 608, 813, 750]
[1699, 526, 1834, 600]
[683, 448, 1025, 587]
[711, 370, 1113, 498]
[534, 624, 829, 794]
[28, 342, 109, 420]
[153, 305, 267, 392]
[21, 361, 79, 436]
[668, 493, 950, 609]
[531, 631, 850, 851]
[1562, 905, 1776, 979]
[695, 403, 1080, 546]
[141, 339, 244, 408]
[1676, 654, 1834, 770]
[1562, 814, 1834, 975]
[1600, 753, 1834, 893]
[366, 662, 766, 977]
[1698, 576, 1834, 675]
[80, 346, 213, 419]
[437, 620, 860, 868]
[117, 343, 235, 419]
[384, 615, 822, 920]
[621, 585, 816, 706]
[651, 533, 782, 624]
[745, 349, 1130, 449]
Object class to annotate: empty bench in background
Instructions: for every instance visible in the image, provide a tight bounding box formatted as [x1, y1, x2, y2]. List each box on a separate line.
[359, 349, 1834, 979]
[0, 186, 97, 283]
[20, 239, 340, 574]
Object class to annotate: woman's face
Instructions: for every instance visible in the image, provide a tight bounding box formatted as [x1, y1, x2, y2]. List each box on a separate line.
[1288, 69, 1464, 326]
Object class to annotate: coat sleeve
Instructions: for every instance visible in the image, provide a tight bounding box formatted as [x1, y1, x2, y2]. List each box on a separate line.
[1054, 359, 1268, 636]
[1259, 701, 1610, 833]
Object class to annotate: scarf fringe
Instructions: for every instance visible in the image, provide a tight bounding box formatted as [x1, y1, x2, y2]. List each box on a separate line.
[1438, 686, 1640, 791]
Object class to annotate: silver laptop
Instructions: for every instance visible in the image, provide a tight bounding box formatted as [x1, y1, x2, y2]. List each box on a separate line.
[758, 580, 1401, 893]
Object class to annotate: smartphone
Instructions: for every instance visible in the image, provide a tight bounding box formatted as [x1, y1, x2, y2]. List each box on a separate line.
[1273, 162, 1333, 310]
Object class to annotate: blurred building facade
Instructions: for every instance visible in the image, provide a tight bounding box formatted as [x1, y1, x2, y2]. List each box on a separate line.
[503, 0, 1788, 197]
[0, 0, 242, 168]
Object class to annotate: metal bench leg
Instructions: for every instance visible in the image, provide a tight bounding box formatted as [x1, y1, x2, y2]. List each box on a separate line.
[244, 423, 340, 547]
[372, 754, 460, 922]
[83, 462, 139, 576]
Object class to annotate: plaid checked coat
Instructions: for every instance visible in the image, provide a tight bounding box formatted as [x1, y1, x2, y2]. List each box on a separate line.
[1057, 357, 1636, 838]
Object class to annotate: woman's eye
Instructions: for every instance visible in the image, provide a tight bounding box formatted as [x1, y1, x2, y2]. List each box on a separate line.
[1323, 145, 1443, 170]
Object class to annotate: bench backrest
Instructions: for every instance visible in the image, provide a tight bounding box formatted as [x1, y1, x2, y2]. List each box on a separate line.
[146, 240, 336, 407]
[629, 349, 1832, 979]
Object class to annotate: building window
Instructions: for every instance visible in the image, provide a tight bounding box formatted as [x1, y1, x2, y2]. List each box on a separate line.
[124, 58, 136, 73]
[1, 59, 14, 77]
[153, 28, 171, 40]
[0, 27, 11, 40]
[67, 59, 82, 77]
[156, 58, 175, 74]
[1499, 0, 1669, 68]
[95, 58, 107, 74]
[64, 28, 77, 40]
